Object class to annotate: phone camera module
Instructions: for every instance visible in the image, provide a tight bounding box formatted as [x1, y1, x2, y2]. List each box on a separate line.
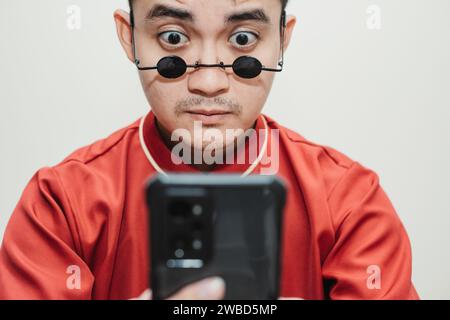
[169, 200, 191, 222]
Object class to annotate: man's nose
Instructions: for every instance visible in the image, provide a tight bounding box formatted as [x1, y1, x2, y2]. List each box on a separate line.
[187, 50, 230, 97]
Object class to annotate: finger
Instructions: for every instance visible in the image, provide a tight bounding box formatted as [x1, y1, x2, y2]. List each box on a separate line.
[130, 288, 152, 300]
[279, 296, 304, 300]
[168, 277, 225, 300]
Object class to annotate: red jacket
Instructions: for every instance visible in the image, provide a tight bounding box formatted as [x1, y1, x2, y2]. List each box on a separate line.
[0, 111, 419, 299]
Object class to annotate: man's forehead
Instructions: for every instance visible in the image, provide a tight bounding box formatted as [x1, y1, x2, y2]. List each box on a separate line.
[139, 0, 279, 28]
[173, 0, 258, 6]
[174, 0, 250, 4]
[143, 0, 274, 9]
[174, 0, 259, 6]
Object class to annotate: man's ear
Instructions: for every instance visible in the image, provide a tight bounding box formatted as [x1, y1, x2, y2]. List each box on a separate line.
[282, 14, 297, 52]
[113, 9, 134, 63]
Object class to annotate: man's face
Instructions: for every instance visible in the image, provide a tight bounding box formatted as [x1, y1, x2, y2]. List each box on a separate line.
[116, 0, 294, 150]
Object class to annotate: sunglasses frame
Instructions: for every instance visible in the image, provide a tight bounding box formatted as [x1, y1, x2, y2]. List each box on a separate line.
[129, 8, 287, 79]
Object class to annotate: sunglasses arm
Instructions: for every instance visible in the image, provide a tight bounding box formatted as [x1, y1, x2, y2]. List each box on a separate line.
[130, 14, 159, 71]
[136, 63, 158, 71]
[262, 65, 283, 73]
[270, 10, 287, 73]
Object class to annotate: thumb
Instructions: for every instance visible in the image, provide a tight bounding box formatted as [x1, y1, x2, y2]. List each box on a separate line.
[130, 288, 152, 300]
[168, 277, 225, 300]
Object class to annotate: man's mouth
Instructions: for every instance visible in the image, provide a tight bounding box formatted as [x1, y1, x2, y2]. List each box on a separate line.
[187, 109, 231, 116]
[185, 109, 232, 125]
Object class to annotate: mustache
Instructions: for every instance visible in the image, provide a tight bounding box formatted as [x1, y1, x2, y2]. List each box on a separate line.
[175, 97, 242, 116]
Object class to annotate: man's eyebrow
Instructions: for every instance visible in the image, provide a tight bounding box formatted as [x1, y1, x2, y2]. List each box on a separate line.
[145, 4, 194, 22]
[225, 9, 270, 24]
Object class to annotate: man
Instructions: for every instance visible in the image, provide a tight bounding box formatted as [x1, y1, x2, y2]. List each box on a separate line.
[0, 0, 419, 299]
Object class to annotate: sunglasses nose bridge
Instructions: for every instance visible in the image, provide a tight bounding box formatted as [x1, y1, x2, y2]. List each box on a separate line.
[189, 60, 229, 78]
[193, 58, 226, 68]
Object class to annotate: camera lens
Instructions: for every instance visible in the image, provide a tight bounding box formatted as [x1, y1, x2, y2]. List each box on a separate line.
[171, 237, 188, 258]
[192, 239, 202, 250]
[192, 204, 203, 216]
[174, 248, 185, 258]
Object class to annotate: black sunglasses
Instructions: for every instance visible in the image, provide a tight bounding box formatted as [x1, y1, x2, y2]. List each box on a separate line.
[135, 55, 283, 79]
[130, 10, 287, 79]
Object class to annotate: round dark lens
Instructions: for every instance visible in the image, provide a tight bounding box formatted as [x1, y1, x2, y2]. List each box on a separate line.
[232, 56, 262, 79]
[157, 56, 187, 79]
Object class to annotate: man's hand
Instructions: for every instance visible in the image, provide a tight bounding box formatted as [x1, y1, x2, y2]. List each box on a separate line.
[132, 277, 225, 300]
[132, 277, 303, 300]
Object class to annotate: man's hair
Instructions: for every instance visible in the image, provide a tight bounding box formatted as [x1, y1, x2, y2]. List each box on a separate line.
[128, 0, 289, 11]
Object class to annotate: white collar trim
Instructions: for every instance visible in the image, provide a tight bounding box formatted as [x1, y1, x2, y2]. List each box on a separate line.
[138, 112, 268, 177]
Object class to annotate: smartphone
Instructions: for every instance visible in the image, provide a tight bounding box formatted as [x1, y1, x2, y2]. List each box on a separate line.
[146, 173, 286, 300]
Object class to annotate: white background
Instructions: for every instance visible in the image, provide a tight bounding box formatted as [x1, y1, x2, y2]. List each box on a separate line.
[1, 0, 449, 299]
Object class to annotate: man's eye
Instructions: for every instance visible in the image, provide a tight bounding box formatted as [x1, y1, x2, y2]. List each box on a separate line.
[158, 31, 189, 47]
[229, 31, 259, 48]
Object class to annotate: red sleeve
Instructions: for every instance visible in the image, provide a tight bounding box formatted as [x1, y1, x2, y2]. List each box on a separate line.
[0, 168, 94, 299]
[323, 161, 419, 299]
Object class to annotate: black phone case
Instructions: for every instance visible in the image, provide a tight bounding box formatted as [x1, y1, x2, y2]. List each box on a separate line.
[146, 174, 286, 300]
